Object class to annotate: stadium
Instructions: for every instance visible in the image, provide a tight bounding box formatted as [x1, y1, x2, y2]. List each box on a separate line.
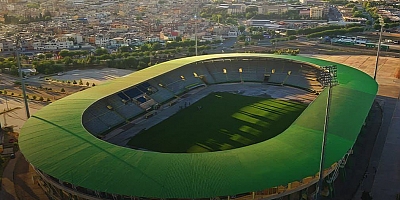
[19, 53, 378, 200]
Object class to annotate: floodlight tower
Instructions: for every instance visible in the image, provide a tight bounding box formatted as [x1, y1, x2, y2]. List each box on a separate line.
[316, 65, 338, 200]
[194, 10, 198, 56]
[373, 17, 384, 80]
[16, 36, 30, 119]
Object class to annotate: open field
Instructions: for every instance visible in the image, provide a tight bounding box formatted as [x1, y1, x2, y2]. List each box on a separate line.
[128, 92, 307, 153]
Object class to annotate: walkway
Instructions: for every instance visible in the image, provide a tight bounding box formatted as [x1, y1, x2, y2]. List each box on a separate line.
[0, 151, 49, 200]
[0, 152, 19, 200]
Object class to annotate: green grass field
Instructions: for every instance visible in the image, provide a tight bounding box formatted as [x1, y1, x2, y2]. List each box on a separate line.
[128, 92, 307, 153]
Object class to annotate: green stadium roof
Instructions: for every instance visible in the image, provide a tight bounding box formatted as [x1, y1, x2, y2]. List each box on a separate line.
[19, 54, 378, 198]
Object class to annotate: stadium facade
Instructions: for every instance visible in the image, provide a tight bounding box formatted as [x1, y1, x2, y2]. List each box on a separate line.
[19, 54, 378, 200]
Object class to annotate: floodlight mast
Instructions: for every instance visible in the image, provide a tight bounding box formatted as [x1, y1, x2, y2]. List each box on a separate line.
[16, 36, 30, 119]
[194, 11, 198, 56]
[316, 65, 338, 200]
[373, 17, 384, 80]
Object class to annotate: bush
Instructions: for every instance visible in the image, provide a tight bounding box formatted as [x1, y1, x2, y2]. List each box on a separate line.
[79, 79, 83, 85]
[395, 68, 400, 79]
[47, 98, 51, 102]
[86, 82, 90, 86]
[39, 96, 44, 101]
[92, 83, 96, 87]
[73, 80, 77, 84]
[32, 95, 37, 100]
[61, 88, 65, 92]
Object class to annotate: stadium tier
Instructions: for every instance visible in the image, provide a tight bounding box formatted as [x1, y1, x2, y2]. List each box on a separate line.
[19, 54, 378, 200]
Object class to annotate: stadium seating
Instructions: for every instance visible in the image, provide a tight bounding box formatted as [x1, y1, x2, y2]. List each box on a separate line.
[193, 62, 216, 84]
[83, 117, 109, 136]
[124, 87, 143, 99]
[284, 75, 314, 90]
[97, 111, 125, 127]
[268, 73, 287, 85]
[105, 94, 145, 120]
[82, 57, 324, 137]
[147, 79, 175, 103]
[240, 65, 258, 82]
[116, 102, 144, 119]
[204, 61, 238, 83]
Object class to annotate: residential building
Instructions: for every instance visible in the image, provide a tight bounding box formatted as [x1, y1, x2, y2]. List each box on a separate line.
[33, 41, 73, 50]
[258, 5, 288, 15]
[299, 0, 308, 4]
[0, 38, 15, 52]
[227, 4, 246, 15]
[310, 7, 324, 19]
[95, 34, 110, 47]
[299, 9, 310, 18]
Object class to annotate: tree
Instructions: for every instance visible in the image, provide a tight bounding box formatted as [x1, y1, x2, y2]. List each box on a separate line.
[246, 12, 256, 19]
[45, 53, 53, 59]
[59, 50, 71, 58]
[63, 56, 73, 66]
[37, 54, 45, 60]
[137, 61, 147, 70]
[251, 33, 264, 40]
[286, 30, 297, 36]
[345, 3, 356, 8]
[151, 43, 162, 51]
[118, 46, 132, 53]
[123, 56, 138, 68]
[79, 79, 83, 85]
[94, 48, 108, 56]
[175, 36, 182, 42]
[238, 25, 246, 33]
[238, 35, 246, 42]
[61, 88, 65, 92]
[86, 82, 90, 86]
[140, 44, 151, 51]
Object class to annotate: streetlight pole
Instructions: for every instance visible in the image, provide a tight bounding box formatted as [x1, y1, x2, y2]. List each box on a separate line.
[373, 18, 384, 80]
[16, 36, 30, 119]
[316, 65, 338, 200]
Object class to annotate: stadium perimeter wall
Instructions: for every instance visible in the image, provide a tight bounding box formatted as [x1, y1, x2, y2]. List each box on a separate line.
[19, 54, 378, 199]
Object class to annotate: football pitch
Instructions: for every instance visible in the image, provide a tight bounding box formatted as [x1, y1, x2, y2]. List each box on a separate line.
[128, 92, 307, 153]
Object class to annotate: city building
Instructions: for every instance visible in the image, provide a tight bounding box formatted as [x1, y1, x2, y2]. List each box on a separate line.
[310, 7, 324, 19]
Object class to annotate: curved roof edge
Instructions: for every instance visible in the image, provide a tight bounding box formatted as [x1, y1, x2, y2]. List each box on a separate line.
[19, 54, 378, 198]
